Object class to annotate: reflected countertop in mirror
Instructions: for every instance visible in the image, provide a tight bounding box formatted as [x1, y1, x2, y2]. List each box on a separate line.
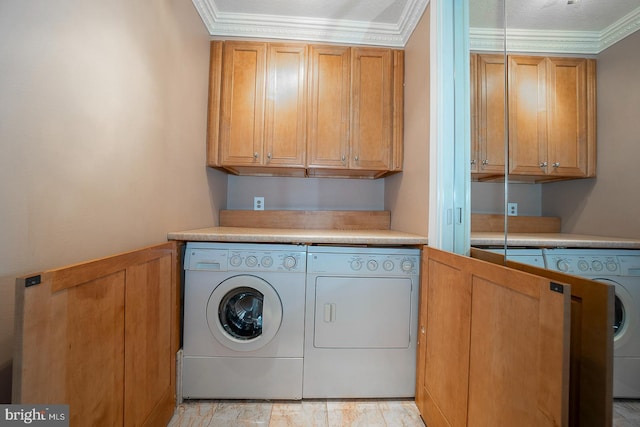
[471, 232, 640, 249]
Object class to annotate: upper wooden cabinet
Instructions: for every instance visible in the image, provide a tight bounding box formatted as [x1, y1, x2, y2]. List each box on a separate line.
[207, 40, 404, 179]
[212, 41, 307, 176]
[471, 53, 596, 182]
[472, 53, 507, 177]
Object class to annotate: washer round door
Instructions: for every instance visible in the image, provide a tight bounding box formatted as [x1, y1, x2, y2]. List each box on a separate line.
[206, 275, 283, 352]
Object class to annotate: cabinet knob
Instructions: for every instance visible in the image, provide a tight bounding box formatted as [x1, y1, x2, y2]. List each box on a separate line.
[267, 152, 272, 161]
[482, 159, 489, 165]
[539, 161, 548, 168]
[354, 155, 359, 162]
[253, 152, 259, 159]
[471, 159, 477, 165]
[552, 162, 560, 168]
[341, 155, 346, 164]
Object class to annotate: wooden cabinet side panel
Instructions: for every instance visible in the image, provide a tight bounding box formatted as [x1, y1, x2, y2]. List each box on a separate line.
[307, 45, 350, 168]
[207, 41, 223, 167]
[264, 43, 307, 167]
[220, 42, 267, 166]
[124, 250, 175, 427]
[418, 248, 472, 427]
[508, 55, 548, 176]
[350, 48, 392, 170]
[392, 50, 404, 171]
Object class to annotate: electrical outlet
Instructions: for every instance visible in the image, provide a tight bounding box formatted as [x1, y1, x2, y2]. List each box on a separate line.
[253, 196, 264, 211]
[507, 202, 518, 216]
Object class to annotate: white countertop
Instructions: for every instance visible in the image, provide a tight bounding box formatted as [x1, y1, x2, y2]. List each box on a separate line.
[168, 226, 429, 246]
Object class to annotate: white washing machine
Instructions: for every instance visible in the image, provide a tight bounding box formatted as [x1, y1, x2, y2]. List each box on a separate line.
[182, 242, 306, 399]
[303, 246, 420, 398]
[544, 248, 640, 398]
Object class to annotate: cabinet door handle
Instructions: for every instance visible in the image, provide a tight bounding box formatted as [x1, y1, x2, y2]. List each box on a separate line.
[267, 152, 272, 161]
[552, 162, 560, 168]
[540, 161, 548, 168]
[341, 155, 346, 164]
[354, 155, 359, 162]
[482, 159, 489, 165]
[471, 159, 477, 165]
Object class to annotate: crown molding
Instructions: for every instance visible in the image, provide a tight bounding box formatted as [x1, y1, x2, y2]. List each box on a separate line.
[470, 6, 640, 54]
[599, 6, 640, 52]
[191, 0, 429, 47]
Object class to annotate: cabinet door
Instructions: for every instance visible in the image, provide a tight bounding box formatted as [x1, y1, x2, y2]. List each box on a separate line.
[417, 247, 570, 427]
[13, 242, 179, 427]
[219, 42, 267, 166]
[508, 55, 548, 176]
[13, 267, 126, 426]
[264, 43, 307, 167]
[476, 54, 507, 175]
[547, 57, 596, 177]
[470, 54, 479, 173]
[350, 47, 393, 170]
[307, 45, 351, 169]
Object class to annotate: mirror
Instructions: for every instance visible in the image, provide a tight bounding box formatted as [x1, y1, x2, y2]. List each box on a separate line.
[470, 0, 640, 260]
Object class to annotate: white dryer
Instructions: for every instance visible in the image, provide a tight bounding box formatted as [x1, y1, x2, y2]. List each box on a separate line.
[304, 246, 420, 398]
[182, 242, 306, 399]
[544, 249, 640, 398]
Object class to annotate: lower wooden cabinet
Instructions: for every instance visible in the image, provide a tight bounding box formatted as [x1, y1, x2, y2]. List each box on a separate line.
[417, 247, 614, 427]
[13, 242, 180, 427]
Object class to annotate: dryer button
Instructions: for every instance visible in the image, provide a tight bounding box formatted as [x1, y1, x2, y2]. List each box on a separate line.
[245, 256, 258, 267]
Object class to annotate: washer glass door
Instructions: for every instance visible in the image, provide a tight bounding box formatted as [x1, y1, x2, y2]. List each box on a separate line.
[207, 275, 283, 352]
[219, 287, 264, 340]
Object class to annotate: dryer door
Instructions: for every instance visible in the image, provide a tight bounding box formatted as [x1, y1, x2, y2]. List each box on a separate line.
[207, 275, 283, 352]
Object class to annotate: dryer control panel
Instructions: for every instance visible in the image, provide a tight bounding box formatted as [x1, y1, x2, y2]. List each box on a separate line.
[307, 247, 420, 276]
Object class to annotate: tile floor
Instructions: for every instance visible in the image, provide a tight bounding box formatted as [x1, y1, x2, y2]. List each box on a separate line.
[614, 400, 640, 426]
[168, 399, 640, 426]
[168, 399, 424, 427]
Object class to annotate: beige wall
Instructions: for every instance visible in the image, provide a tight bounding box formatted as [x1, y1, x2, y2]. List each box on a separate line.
[385, 6, 430, 236]
[0, 0, 226, 401]
[542, 30, 640, 238]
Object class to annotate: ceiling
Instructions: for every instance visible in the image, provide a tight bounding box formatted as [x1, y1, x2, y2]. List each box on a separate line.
[192, 0, 640, 53]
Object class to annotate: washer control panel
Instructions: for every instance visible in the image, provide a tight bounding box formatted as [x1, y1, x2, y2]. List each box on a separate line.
[543, 249, 640, 277]
[185, 244, 306, 273]
[308, 248, 420, 276]
[545, 254, 621, 275]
